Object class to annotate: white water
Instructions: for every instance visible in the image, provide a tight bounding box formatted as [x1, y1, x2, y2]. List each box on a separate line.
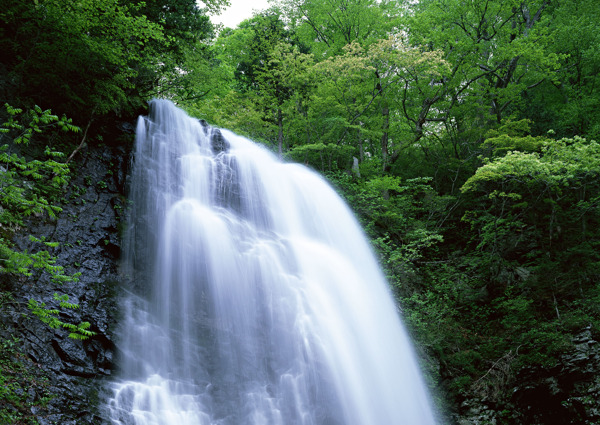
[107, 99, 437, 425]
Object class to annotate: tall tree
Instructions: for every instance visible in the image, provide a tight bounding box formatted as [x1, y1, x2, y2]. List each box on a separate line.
[515, 0, 600, 139]
[305, 38, 448, 168]
[391, 0, 559, 173]
[0, 0, 166, 122]
[276, 0, 402, 56]
[202, 10, 307, 154]
[0, 0, 227, 125]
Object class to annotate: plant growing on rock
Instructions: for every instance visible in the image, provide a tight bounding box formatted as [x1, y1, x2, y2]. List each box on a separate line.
[0, 104, 94, 340]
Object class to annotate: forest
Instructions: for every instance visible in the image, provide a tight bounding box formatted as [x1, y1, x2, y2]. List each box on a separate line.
[1, 0, 600, 423]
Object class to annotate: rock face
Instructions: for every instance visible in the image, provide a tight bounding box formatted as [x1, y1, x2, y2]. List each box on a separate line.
[512, 327, 600, 425]
[0, 133, 132, 424]
[210, 128, 230, 154]
[455, 327, 600, 425]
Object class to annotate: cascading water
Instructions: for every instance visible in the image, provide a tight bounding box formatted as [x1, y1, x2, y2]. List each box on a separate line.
[107, 99, 438, 425]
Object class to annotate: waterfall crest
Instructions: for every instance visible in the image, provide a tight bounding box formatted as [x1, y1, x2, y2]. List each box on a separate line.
[107, 99, 437, 425]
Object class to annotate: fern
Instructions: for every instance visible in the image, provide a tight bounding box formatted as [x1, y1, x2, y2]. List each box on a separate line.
[1, 104, 87, 340]
[28, 294, 96, 340]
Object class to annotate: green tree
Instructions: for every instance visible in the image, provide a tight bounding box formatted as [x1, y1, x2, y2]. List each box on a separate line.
[516, 0, 600, 139]
[1, 0, 165, 122]
[195, 10, 308, 154]
[389, 0, 560, 178]
[276, 0, 402, 56]
[293, 37, 447, 170]
[123, 0, 229, 103]
[461, 135, 600, 300]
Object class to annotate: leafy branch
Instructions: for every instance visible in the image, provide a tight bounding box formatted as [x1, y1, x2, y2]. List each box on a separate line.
[28, 294, 96, 340]
[1, 104, 89, 340]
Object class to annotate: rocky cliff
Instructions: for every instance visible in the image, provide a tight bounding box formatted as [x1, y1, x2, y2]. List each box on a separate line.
[0, 126, 132, 424]
[456, 327, 600, 425]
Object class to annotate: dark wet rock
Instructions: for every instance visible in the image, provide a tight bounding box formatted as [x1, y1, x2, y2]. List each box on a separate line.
[455, 327, 600, 425]
[211, 128, 230, 154]
[0, 139, 132, 424]
[510, 328, 600, 425]
[117, 121, 136, 135]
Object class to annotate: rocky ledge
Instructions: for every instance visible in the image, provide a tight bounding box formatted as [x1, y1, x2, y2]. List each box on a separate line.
[456, 326, 600, 425]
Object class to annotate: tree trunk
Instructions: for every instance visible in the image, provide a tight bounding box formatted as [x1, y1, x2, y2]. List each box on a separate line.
[381, 101, 389, 170]
[277, 107, 283, 158]
[376, 72, 389, 169]
[357, 127, 364, 163]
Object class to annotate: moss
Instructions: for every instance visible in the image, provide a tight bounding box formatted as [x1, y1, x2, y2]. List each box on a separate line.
[0, 336, 55, 424]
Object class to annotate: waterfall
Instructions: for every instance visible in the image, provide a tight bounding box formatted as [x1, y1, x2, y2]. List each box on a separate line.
[107, 99, 438, 425]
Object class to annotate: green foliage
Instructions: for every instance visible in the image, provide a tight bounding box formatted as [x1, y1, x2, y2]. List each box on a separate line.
[0, 105, 74, 225]
[0, 336, 53, 424]
[28, 294, 96, 340]
[437, 134, 600, 400]
[386, 0, 566, 175]
[1, 0, 166, 121]
[332, 172, 451, 286]
[125, 0, 215, 49]
[481, 120, 551, 156]
[0, 105, 76, 277]
[461, 136, 600, 298]
[1, 104, 88, 339]
[278, 0, 402, 56]
[517, 0, 600, 139]
[287, 143, 354, 172]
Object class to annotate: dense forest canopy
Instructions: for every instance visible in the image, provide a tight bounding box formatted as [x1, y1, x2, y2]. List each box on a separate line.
[1, 0, 600, 421]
